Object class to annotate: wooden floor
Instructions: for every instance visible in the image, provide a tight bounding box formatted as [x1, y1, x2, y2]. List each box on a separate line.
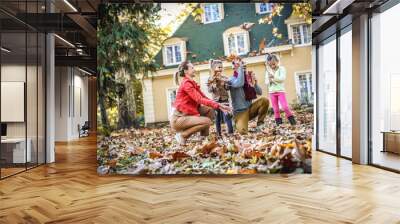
[0, 136, 400, 224]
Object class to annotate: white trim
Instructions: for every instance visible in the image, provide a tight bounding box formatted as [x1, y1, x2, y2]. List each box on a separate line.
[264, 44, 293, 54]
[255, 3, 273, 14]
[201, 3, 224, 24]
[162, 40, 186, 66]
[222, 27, 250, 56]
[294, 43, 312, 48]
[287, 23, 311, 46]
[143, 79, 155, 124]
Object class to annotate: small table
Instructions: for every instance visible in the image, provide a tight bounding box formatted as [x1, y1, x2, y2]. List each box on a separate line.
[381, 131, 400, 154]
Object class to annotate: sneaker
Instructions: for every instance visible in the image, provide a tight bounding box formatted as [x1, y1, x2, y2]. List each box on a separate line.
[175, 132, 186, 145]
[275, 118, 283, 126]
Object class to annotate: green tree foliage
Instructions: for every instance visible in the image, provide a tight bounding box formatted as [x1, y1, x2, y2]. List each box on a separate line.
[97, 3, 168, 135]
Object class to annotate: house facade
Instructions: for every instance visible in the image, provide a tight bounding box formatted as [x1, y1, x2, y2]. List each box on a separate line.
[143, 3, 312, 124]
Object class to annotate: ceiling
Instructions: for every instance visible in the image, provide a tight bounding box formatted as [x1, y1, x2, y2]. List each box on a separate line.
[0, 0, 101, 74]
[312, 0, 390, 44]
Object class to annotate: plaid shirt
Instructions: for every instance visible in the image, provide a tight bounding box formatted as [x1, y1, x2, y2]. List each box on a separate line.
[207, 75, 230, 102]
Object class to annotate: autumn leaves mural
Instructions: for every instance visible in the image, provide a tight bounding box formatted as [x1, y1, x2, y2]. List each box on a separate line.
[97, 3, 313, 175]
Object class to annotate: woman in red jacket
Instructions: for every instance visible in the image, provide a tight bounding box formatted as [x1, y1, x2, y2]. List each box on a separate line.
[171, 61, 231, 145]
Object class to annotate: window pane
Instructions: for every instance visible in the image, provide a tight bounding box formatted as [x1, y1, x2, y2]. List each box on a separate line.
[211, 4, 220, 21]
[228, 35, 236, 54]
[292, 25, 301, 45]
[1, 31, 28, 177]
[340, 29, 352, 158]
[204, 5, 212, 22]
[259, 3, 272, 13]
[318, 37, 337, 154]
[236, 34, 245, 54]
[204, 4, 219, 22]
[166, 46, 174, 64]
[174, 45, 181, 63]
[371, 4, 400, 171]
[300, 75, 309, 102]
[167, 89, 177, 118]
[296, 73, 313, 105]
[303, 24, 312, 44]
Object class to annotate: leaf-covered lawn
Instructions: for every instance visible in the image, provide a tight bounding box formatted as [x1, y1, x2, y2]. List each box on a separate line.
[97, 109, 313, 175]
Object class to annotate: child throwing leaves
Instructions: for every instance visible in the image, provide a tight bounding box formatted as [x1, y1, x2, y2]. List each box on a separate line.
[207, 59, 234, 136]
[265, 54, 296, 126]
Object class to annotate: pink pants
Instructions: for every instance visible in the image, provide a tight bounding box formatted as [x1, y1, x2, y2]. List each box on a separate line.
[269, 92, 293, 119]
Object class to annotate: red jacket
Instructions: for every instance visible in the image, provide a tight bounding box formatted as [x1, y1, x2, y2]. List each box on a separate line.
[174, 77, 219, 116]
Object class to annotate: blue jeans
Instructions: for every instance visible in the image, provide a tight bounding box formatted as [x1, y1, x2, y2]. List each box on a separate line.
[215, 108, 233, 135]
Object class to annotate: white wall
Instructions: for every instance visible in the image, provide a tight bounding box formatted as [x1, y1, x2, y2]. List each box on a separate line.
[1, 63, 46, 164]
[54, 67, 89, 141]
[1, 65, 27, 140]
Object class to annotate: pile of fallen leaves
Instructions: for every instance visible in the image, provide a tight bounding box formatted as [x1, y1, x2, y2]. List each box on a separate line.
[97, 110, 313, 175]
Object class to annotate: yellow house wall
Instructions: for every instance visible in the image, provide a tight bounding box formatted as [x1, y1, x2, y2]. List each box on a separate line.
[148, 46, 311, 123]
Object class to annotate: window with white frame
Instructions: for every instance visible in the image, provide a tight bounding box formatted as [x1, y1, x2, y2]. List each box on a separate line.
[295, 72, 313, 105]
[256, 3, 273, 14]
[290, 24, 311, 45]
[166, 88, 177, 119]
[202, 3, 223, 24]
[224, 32, 249, 56]
[163, 43, 183, 66]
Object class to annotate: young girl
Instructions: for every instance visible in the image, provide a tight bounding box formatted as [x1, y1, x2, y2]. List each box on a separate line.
[265, 54, 296, 126]
[207, 59, 234, 136]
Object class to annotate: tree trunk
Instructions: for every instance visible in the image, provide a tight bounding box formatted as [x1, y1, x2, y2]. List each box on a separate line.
[117, 71, 137, 129]
[98, 77, 110, 135]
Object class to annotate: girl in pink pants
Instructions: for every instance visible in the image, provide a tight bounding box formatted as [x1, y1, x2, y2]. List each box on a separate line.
[265, 54, 296, 126]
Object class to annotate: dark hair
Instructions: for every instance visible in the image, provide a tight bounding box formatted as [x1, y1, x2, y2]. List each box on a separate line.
[174, 61, 191, 85]
[266, 53, 279, 62]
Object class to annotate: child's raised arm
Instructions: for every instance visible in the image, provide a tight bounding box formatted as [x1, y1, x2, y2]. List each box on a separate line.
[228, 66, 245, 88]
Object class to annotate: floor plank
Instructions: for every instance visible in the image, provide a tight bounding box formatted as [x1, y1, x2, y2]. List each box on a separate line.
[0, 135, 399, 224]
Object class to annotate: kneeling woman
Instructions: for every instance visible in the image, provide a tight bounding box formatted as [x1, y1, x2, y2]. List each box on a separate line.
[171, 61, 231, 145]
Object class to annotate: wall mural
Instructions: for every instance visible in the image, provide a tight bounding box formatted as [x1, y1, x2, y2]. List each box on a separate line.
[97, 3, 313, 175]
